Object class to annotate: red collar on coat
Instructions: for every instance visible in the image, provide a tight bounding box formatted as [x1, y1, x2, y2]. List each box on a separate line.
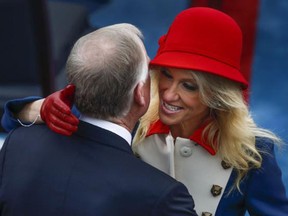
[146, 119, 216, 155]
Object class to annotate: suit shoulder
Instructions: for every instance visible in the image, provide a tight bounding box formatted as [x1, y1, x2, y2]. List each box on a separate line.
[126, 155, 187, 193]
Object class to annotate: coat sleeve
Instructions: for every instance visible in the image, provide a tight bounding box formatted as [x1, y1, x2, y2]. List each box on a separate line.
[1, 97, 80, 133]
[152, 181, 198, 216]
[245, 138, 288, 215]
[1, 97, 42, 132]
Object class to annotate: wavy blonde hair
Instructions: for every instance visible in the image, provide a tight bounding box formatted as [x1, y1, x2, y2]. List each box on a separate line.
[133, 68, 281, 191]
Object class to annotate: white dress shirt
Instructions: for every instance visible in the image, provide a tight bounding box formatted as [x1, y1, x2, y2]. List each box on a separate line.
[80, 115, 132, 145]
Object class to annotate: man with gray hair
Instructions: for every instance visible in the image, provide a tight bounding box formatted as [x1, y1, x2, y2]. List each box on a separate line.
[0, 23, 197, 215]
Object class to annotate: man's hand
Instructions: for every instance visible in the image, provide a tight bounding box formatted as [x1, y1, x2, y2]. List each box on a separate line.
[40, 85, 79, 136]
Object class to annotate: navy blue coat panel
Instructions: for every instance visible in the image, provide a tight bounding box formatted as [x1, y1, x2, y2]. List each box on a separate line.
[0, 121, 197, 216]
[217, 137, 288, 216]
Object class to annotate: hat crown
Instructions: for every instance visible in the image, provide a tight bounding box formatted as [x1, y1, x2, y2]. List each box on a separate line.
[158, 7, 242, 70]
[151, 7, 248, 87]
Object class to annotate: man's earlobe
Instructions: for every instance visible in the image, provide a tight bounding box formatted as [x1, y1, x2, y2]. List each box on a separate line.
[134, 82, 145, 106]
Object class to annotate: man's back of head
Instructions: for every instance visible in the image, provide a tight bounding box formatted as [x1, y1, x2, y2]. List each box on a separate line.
[65, 23, 149, 121]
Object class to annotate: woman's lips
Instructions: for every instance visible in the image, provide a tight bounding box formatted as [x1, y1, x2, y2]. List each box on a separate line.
[161, 101, 182, 114]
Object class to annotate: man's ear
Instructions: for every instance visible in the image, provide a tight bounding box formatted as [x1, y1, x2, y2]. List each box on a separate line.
[134, 82, 145, 106]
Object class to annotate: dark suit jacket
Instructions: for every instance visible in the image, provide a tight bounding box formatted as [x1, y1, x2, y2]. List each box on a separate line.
[0, 121, 197, 216]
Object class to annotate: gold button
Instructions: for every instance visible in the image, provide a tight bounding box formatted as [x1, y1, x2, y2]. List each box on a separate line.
[202, 212, 212, 216]
[134, 152, 141, 159]
[211, 184, 222, 197]
[221, 160, 231, 169]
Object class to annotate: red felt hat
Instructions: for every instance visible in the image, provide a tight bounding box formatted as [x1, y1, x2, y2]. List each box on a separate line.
[150, 7, 248, 88]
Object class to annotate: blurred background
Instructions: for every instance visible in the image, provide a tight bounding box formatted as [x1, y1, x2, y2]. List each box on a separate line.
[0, 0, 287, 213]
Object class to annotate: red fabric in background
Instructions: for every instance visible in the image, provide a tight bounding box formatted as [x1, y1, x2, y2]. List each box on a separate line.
[190, 0, 260, 101]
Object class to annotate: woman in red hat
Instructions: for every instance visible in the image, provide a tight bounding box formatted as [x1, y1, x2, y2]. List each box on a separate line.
[132, 7, 288, 216]
[2, 7, 288, 216]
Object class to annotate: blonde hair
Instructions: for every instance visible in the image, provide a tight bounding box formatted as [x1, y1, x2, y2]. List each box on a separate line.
[133, 68, 281, 191]
[133, 70, 160, 142]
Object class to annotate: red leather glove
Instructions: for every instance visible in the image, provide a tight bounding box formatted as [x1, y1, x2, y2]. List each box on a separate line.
[40, 84, 79, 136]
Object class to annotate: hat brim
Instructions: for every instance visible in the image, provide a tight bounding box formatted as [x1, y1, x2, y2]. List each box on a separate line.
[150, 51, 248, 89]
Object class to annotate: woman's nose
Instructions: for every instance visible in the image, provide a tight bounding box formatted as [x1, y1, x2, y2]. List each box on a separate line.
[162, 83, 179, 101]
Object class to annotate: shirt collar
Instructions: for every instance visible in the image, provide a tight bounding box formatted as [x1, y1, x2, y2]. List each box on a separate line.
[80, 115, 132, 145]
[146, 119, 216, 155]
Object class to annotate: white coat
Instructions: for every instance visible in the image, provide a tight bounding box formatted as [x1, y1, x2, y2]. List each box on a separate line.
[133, 120, 288, 216]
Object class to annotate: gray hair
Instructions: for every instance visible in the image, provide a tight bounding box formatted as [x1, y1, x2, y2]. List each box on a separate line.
[66, 23, 148, 119]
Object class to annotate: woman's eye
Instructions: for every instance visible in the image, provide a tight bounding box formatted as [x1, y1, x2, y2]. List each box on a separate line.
[183, 82, 198, 91]
[160, 69, 173, 79]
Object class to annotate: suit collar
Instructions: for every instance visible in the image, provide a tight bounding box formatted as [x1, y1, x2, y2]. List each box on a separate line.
[75, 120, 133, 155]
[80, 115, 132, 145]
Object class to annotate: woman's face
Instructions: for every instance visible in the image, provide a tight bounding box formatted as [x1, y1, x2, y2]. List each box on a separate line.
[158, 67, 210, 129]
